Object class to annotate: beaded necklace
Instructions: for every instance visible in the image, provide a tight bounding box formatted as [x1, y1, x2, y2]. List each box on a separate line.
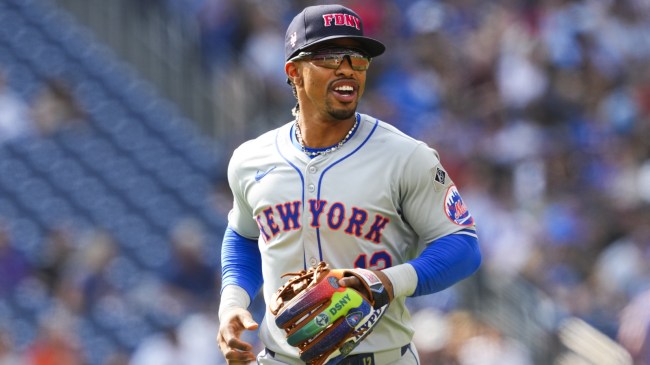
[294, 115, 359, 157]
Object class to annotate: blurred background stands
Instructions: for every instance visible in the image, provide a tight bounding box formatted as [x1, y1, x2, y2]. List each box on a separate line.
[1, 0, 650, 364]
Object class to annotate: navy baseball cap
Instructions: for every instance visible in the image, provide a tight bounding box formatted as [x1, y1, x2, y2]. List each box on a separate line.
[285, 5, 386, 61]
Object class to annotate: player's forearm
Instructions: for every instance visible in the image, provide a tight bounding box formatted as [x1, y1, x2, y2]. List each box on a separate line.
[382, 263, 418, 298]
[219, 285, 252, 321]
[221, 226, 263, 301]
[407, 232, 481, 297]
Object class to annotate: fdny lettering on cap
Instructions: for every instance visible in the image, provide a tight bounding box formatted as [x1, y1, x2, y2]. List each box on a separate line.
[322, 13, 361, 30]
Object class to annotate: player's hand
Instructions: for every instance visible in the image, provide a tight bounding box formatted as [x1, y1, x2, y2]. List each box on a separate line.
[338, 269, 394, 307]
[338, 274, 365, 292]
[217, 307, 259, 364]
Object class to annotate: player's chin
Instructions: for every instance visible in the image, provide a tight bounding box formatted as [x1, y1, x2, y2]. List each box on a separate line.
[328, 107, 357, 121]
[327, 101, 358, 120]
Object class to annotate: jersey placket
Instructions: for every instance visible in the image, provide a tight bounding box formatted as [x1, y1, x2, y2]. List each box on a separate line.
[302, 159, 322, 267]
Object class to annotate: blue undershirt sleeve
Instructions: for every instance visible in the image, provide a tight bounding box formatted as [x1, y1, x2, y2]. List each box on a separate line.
[409, 232, 481, 297]
[220, 226, 263, 301]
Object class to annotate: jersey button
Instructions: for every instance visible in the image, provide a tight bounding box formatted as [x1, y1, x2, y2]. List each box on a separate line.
[308, 166, 317, 173]
[310, 257, 318, 266]
[308, 184, 315, 192]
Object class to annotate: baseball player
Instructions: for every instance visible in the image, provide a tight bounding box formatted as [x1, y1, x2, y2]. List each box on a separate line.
[217, 4, 481, 365]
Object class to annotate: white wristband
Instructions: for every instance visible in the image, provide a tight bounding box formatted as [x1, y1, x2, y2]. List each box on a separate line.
[218, 285, 251, 321]
[382, 263, 418, 298]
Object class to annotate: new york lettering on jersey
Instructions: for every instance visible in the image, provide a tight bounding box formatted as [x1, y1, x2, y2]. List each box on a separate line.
[255, 199, 390, 244]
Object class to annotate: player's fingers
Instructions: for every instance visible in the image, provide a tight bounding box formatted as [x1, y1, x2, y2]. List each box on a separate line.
[223, 350, 257, 365]
[238, 310, 259, 331]
[217, 332, 256, 364]
[218, 325, 253, 352]
[232, 359, 256, 364]
[226, 336, 253, 351]
[220, 308, 258, 337]
[217, 308, 259, 357]
[222, 347, 257, 364]
[338, 276, 362, 291]
[339, 276, 377, 302]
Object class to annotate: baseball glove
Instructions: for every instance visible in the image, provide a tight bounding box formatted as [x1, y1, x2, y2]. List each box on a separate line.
[269, 262, 393, 365]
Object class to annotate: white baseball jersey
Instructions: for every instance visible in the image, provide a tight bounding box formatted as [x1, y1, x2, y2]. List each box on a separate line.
[227, 113, 476, 360]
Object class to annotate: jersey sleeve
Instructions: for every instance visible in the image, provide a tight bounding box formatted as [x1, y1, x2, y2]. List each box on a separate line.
[399, 143, 476, 243]
[226, 148, 261, 240]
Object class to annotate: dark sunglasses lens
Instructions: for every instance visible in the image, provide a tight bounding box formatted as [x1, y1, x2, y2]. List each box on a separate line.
[347, 56, 370, 70]
[311, 51, 370, 70]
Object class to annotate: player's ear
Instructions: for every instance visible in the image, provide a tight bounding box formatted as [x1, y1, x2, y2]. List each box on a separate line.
[285, 61, 302, 86]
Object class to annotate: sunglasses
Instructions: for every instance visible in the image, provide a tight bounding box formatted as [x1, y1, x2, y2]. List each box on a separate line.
[290, 48, 371, 71]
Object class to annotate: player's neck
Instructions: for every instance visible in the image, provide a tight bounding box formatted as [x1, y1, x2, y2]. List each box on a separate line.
[296, 113, 357, 149]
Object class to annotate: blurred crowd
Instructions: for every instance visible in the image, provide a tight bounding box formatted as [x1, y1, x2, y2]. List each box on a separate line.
[0, 213, 224, 365]
[2, 0, 650, 364]
[0, 71, 85, 142]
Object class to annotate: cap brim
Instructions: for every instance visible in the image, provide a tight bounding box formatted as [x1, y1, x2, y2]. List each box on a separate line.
[287, 35, 385, 61]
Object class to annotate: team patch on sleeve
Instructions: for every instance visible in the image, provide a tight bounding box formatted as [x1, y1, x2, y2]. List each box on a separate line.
[434, 167, 446, 184]
[430, 165, 451, 192]
[444, 185, 474, 226]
